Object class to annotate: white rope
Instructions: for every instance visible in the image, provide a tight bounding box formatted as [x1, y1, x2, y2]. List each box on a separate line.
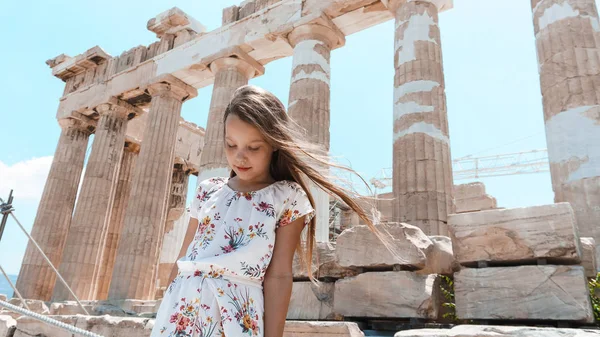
[0, 264, 30, 311]
[0, 299, 104, 337]
[5, 211, 90, 315]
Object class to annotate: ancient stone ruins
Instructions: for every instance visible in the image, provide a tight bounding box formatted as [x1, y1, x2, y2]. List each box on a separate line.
[2, 0, 600, 336]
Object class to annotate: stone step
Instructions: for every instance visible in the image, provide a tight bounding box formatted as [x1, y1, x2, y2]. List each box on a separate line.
[449, 202, 582, 266]
[394, 324, 600, 336]
[10, 315, 364, 337]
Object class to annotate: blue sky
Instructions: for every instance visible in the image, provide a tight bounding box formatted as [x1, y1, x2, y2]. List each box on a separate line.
[1, 0, 588, 275]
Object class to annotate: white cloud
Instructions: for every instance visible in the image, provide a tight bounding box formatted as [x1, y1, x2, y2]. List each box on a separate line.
[0, 157, 53, 201]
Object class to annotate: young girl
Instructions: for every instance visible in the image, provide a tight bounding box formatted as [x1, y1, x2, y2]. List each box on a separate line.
[151, 85, 381, 337]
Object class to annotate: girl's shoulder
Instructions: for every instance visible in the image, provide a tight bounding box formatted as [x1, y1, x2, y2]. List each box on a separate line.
[196, 176, 228, 193]
[272, 180, 310, 204]
[276, 180, 306, 194]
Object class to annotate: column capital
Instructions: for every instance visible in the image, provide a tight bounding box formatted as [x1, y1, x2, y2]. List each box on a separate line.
[58, 117, 95, 134]
[288, 17, 345, 49]
[95, 97, 144, 120]
[382, 0, 453, 13]
[207, 46, 265, 79]
[146, 74, 198, 102]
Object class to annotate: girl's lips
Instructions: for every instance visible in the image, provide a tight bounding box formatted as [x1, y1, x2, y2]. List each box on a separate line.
[237, 166, 251, 171]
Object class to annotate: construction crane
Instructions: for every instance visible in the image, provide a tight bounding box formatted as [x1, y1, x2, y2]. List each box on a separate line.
[369, 149, 549, 192]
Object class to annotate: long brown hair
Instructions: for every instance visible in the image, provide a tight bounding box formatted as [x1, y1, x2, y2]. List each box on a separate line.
[223, 85, 388, 282]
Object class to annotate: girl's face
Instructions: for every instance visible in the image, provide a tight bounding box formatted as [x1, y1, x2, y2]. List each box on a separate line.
[224, 114, 275, 181]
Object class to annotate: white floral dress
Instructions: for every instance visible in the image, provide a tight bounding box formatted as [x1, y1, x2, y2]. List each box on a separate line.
[151, 176, 315, 337]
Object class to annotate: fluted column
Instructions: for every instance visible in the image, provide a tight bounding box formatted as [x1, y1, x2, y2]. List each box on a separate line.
[384, 0, 454, 236]
[197, 56, 261, 182]
[96, 142, 140, 300]
[157, 163, 191, 297]
[53, 100, 133, 301]
[531, 0, 600, 247]
[109, 75, 197, 300]
[15, 118, 92, 300]
[287, 23, 344, 242]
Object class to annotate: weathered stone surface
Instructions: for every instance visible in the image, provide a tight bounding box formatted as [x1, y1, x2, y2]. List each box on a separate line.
[390, 0, 454, 236]
[13, 316, 361, 336]
[14, 315, 78, 337]
[49, 301, 139, 316]
[8, 298, 49, 315]
[415, 236, 460, 276]
[287, 282, 336, 320]
[14, 315, 153, 337]
[0, 315, 16, 337]
[284, 321, 364, 337]
[0, 311, 20, 320]
[74, 315, 153, 337]
[449, 203, 582, 265]
[222, 5, 239, 25]
[147, 7, 206, 38]
[334, 272, 440, 319]
[293, 242, 361, 280]
[56, 0, 419, 120]
[17, 120, 91, 301]
[121, 300, 161, 314]
[455, 182, 485, 199]
[49, 301, 93, 315]
[336, 223, 433, 269]
[531, 0, 600, 264]
[394, 324, 600, 336]
[455, 195, 497, 213]
[455, 265, 593, 322]
[581, 237, 598, 278]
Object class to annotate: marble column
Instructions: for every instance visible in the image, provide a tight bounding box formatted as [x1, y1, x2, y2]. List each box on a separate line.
[53, 100, 133, 301]
[15, 118, 92, 301]
[531, 0, 600, 248]
[197, 56, 261, 182]
[287, 23, 344, 242]
[96, 142, 140, 300]
[384, 0, 454, 236]
[157, 163, 191, 296]
[109, 76, 197, 300]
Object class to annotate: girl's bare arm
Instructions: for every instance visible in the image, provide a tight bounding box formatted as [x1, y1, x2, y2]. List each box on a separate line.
[166, 217, 199, 286]
[263, 216, 306, 337]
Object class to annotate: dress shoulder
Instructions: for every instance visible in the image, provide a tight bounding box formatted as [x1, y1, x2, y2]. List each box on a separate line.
[275, 180, 315, 228]
[189, 176, 227, 219]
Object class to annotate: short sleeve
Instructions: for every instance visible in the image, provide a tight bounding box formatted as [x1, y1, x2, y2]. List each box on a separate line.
[189, 177, 219, 219]
[276, 183, 316, 229]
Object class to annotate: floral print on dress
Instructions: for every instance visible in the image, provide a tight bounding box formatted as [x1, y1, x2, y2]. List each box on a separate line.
[276, 184, 315, 229]
[253, 201, 276, 218]
[152, 176, 315, 337]
[221, 221, 268, 254]
[240, 248, 273, 280]
[188, 215, 217, 259]
[160, 297, 223, 337]
[218, 282, 261, 336]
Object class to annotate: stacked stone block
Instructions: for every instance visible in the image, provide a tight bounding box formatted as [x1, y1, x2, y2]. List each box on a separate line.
[454, 182, 497, 213]
[449, 202, 595, 323]
[286, 222, 458, 321]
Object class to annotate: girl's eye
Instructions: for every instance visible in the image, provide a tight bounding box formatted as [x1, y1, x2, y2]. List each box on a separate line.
[249, 147, 259, 151]
[227, 144, 236, 148]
